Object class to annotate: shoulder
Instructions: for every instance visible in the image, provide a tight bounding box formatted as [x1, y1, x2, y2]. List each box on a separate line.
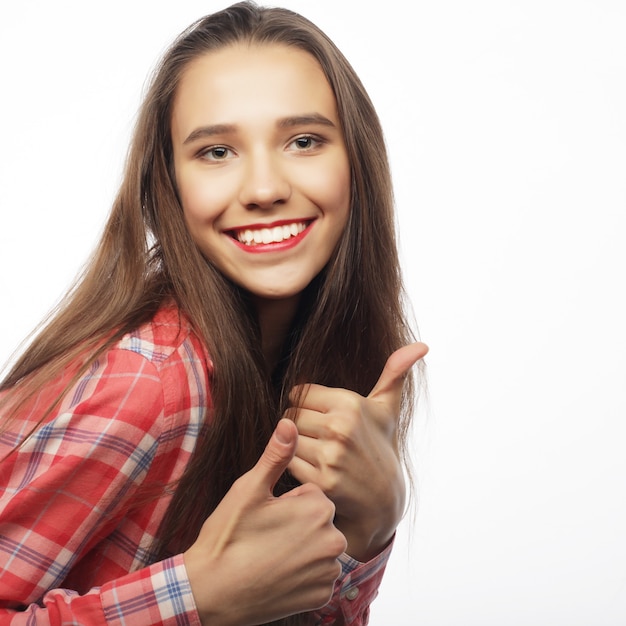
[51, 304, 212, 426]
[115, 305, 210, 370]
[0, 306, 212, 460]
[107, 305, 213, 422]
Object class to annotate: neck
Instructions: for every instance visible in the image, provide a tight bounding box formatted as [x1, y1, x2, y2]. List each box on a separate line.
[252, 295, 300, 371]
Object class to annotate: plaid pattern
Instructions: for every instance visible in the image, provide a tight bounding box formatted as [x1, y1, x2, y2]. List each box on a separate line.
[0, 306, 389, 625]
[315, 546, 392, 625]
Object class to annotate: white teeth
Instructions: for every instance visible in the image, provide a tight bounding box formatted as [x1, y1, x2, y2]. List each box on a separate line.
[235, 222, 308, 245]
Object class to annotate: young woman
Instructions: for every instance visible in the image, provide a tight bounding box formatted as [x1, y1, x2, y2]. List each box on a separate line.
[0, 2, 427, 624]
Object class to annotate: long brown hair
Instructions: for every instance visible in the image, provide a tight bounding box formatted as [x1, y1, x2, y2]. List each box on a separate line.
[1, 3, 418, 624]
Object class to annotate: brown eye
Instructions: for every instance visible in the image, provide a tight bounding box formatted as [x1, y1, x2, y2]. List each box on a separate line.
[201, 146, 232, 161]
[295, 137, 314, 149]
[290, 135, 324, 152]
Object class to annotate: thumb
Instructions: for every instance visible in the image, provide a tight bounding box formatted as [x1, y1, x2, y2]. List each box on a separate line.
[251, 418, 298, 495]
[368, 342, 429, 405]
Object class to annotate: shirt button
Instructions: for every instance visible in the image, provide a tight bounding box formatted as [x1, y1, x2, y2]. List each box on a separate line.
[345, 587, 360, 601]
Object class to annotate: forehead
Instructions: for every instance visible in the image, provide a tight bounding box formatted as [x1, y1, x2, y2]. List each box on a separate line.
[171, 43, 339, 134]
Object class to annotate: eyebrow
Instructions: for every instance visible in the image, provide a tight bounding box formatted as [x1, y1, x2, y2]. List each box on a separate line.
[277, 113, 336, 130]
[182, 113, 336, 145]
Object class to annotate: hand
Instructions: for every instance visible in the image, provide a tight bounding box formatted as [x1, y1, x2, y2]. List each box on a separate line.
[287, 342, 429, 562]
[183, 419, 347, 626]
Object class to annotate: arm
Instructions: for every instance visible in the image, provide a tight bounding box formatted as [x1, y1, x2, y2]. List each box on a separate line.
[288, 343, 429, 624]
[1, 557, 198, 626]
[0, 347, 204, 625]
[182, 419, 346, 626]
[1, 348, 346, 625]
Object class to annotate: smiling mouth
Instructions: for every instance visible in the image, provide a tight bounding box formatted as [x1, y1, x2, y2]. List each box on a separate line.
[230, 221, 312, 246]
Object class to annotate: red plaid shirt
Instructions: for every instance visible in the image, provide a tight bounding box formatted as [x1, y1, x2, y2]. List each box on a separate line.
[0, 306, 391, 625]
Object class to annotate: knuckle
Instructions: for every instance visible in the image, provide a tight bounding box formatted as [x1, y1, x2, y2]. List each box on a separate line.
[330, 531, 347, 557]
[313, 493, 338, 528]
[300, 481, 323, 498]
[325, 411, 360, 444]
[323, 495, 337, 519]
[320, 469, 341, 500]
[319, 440, 345, 466]
[320, 558, 341, 587]
[298, 480, 343, 524]
[299, 483, 333, 517]
[311, 582, 336, 611]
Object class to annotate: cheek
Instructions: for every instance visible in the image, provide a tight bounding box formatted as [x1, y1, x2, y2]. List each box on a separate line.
[336, 166, 352, 218]
[330, 166, 351, 228]
[177, 170, 229, 229]
[301, 158, 351, 217]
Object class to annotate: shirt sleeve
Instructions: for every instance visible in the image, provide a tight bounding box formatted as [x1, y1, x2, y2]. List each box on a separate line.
[0, 347, 203, 625]
[313, 539, 394, 626]
[0, 556, 200, 626]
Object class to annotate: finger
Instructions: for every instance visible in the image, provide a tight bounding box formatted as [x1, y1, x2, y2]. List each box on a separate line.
[289, 407, 328, 438]
[287, 455, 319, 488]
[289, 384, 350, 415]
[278, 481, 319, 500]
[250, 418, 298, 495]
[368, 342, 429, 404]
[293, 432, 320, 465]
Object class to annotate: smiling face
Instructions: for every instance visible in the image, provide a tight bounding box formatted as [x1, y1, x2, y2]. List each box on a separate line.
[171, 43, 351, 307]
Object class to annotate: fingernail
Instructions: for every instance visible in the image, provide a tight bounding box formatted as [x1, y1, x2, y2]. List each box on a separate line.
[274, 421, 290, 444]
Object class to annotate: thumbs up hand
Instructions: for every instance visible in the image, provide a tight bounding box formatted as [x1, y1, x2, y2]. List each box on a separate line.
[184, 419, 346, 626]
[287, 342, 429, 562]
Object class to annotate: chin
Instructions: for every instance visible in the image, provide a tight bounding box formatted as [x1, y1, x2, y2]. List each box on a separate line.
[246, 286, 307, 305]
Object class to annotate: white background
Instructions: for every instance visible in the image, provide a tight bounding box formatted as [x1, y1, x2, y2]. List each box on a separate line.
[1, 2, 625, 625]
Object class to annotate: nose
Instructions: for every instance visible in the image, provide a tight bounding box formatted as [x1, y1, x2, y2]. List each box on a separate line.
[238, 150, 292, 210]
